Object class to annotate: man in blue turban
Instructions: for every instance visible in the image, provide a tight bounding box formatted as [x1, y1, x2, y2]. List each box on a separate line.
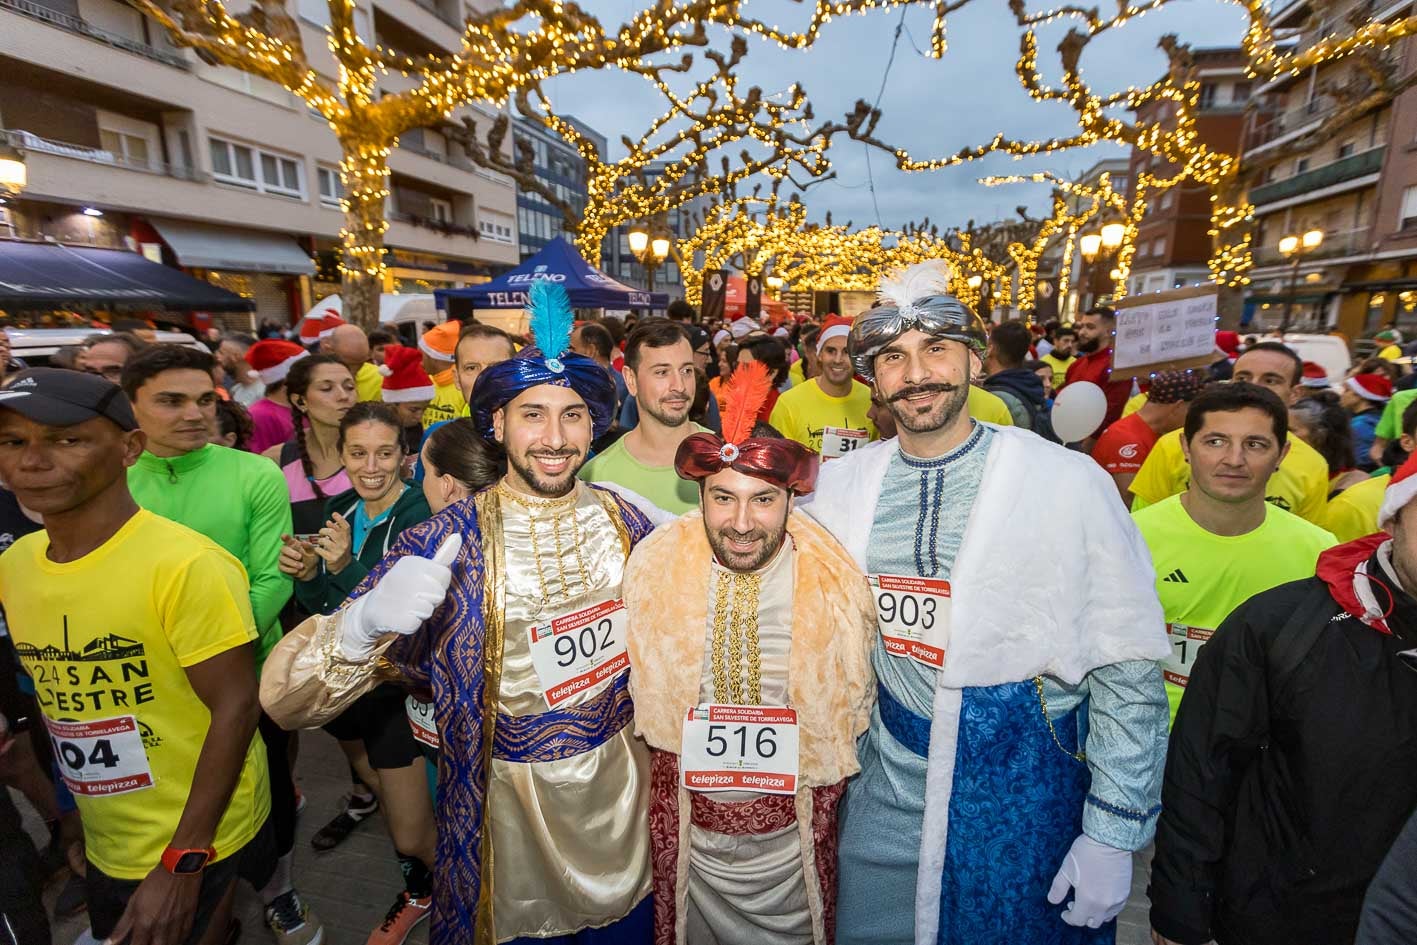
[261, 283, 655, 945]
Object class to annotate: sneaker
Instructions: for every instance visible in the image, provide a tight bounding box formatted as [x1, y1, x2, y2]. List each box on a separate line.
[310, 793, 378, 852]
[366, 892, 431, 945]
[265, 889, 324, 945]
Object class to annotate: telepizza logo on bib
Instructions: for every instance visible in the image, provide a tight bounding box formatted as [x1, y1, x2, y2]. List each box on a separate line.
[13, 617, 154, 715]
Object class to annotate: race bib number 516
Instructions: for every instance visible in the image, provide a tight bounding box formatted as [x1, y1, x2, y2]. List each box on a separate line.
[870, 574, 951, 669]
[527, 599, 629, 708]
[680, 704, 800, 795]
[47, 715, 153, 797]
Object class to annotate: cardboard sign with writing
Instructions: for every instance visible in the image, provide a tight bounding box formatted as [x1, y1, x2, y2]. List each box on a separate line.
[1111, 286, 1219, 382]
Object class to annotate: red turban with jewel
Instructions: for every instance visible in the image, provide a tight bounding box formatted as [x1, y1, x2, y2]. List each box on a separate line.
[675, 361, 818, 495]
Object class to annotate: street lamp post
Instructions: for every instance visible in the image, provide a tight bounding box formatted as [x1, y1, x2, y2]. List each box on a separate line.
[1078, 224, 1124, 311]
[627, 223, 670, 293]
[1278, 228, 1324, 332]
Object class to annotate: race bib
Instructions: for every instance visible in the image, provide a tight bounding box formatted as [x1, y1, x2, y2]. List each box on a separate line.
[870, 574, 951, 669]
[680, 704, 800, 795]
[406, 696, 438, 751]
[46, 715, 153, 797]
[821, 426, 868, 460]
[527, 599, 629, 708]
[1163, 623, 1213, 688]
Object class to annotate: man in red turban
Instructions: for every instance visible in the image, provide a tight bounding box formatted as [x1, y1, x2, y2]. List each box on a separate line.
[623, 362, 878, 944]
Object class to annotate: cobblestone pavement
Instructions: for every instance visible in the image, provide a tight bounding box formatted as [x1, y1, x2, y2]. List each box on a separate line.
[23, 730, 1155, 945]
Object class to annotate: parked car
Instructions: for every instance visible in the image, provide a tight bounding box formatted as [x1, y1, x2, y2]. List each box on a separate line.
[6, 327, 209, 368]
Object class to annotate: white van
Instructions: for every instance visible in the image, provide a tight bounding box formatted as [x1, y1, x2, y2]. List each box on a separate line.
[7, 327, 209, 367]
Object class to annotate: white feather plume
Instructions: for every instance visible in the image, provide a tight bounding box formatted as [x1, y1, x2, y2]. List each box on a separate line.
[876, 260, 954, 309]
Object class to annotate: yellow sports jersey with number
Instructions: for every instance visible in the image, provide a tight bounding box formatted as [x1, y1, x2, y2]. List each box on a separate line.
[968, 385, 1014, 426]
[0, 510, 270, 879]
[1132, 495, 1335, 724]
[768, 378, 876, 456]
[1129, 428, 1330, 525]
[1324, 473, 1389, 543]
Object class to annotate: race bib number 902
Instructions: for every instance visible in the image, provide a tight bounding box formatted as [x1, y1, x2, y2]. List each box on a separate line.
[46, 715, 153, 797]
[870, 574, 951, 669]
[680, 704, 800, 795]
[527, 599, 629, 708]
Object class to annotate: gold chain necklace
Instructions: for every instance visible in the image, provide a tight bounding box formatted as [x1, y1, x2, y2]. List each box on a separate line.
[498, 482, 591, 608]
[710, 570, 763, 704]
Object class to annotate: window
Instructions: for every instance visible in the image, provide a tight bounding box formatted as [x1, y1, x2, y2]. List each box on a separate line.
[1199, 83, 1217, 108]
[317, 167, 343, 208]
[1231, 81, 1251, 104]
[1401, 185, 1417, 230]
[1338, 140, 1356, 158]
[100, 129, 150, 168]
[298, 0, 330, 26]
[209, 136, 304, 199]
[429, 198, 454, 223]
[1152, 236, 1167, 256]
[1295, 157, 1310, 174]
[1159, 191, 1174, 211]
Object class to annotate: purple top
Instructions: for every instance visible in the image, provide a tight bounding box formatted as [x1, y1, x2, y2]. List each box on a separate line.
[248, 398, 295, 455]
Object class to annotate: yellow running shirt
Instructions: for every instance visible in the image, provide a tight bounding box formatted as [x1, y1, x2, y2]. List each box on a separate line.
[0, 510, 270, 879]
[1129, 428, 1330, 525]
[1132, 495, 1336, 724]
[768, 378, 876, 457]
[355, 361, 384, 402]
[422, 376, 469, 429]
[969, 385, 1015, 426]
[1324, 473, 1390, 543]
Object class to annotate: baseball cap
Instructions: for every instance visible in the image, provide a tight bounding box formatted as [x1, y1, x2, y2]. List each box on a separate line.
[0, 368, 139, 431]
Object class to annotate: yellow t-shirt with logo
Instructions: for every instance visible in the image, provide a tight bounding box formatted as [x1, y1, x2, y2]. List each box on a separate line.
[768, 378, 876, 456]
[355, 361, 384, 402]
[422, 378, 469, 429]
[1132, 495, 1336, 724]
[1129, 428, 1330, 525]
[1324, 473, 1389, 543]
[969, 385, 1015, 426]
[0, 510, 270, 879]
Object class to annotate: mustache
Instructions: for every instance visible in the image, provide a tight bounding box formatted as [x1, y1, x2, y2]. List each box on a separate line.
[888, 383, 959, 404]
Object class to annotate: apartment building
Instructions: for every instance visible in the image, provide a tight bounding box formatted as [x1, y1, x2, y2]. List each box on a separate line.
[514, 114, 599, 262]
[1126, 48, 1249, 298]
[0, 0, 519, 327]
[1240, 0, 1416, 335]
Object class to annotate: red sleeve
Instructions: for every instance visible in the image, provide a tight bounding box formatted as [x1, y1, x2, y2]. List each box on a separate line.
[1091, 422, 1145, 474]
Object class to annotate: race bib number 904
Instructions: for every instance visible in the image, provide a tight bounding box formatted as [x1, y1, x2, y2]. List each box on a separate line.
[527, 599, 629, 708]
[46, 715, 153, 797]
[680, 704, 800, 795]
[870, 574, 951, 669]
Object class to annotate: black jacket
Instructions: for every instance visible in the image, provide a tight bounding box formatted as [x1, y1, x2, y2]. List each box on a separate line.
[983, 367, 1047, 417]
[1149, 536, 1417, 945]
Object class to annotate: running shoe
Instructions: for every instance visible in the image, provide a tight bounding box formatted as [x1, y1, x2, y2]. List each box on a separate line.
[310, 792, 378, 852]
[366, 892, 432, 945]
[265, 889, 324, 945]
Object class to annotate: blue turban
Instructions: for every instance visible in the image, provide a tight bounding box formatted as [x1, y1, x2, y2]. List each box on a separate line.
[467, 282, 617, 441]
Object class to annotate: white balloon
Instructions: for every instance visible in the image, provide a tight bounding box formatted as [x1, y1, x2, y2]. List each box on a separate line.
[1051, 381, 1108, 443]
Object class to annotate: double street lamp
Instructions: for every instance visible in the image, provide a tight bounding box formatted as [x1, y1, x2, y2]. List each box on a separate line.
[1278, 228, 1324, 332]
[627, 224, 671, 292]
[1077, 222, 1126, 312]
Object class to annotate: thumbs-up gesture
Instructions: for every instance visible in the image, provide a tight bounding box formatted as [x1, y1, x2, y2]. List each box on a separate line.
[340, 534, 462, 660]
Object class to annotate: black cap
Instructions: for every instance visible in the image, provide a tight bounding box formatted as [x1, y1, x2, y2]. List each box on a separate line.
[0, 368, 139, 432]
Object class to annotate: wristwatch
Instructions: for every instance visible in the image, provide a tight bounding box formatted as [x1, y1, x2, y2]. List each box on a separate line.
[161, 846, 216, 875]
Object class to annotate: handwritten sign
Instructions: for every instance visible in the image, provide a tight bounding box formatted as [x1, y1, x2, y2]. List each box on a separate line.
[1112, 287, 1219, 372]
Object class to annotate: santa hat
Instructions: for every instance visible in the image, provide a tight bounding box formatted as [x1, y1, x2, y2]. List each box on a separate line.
[817, 314, 854, 354]
[773, 326, 791, 340]
[712, 329, 731, 348]
[1215, 330, 1242, 360]
[730, 317, 761, 339]
[1346, 373, 1393, 403]
[245, 340, 308, 385]
[1300, 361, 1330, 389]
[299, 311, 345, 345]
[1380, 452, 1417, 530]
[419, 321, 460, 363]
[379, 345, 435, 403]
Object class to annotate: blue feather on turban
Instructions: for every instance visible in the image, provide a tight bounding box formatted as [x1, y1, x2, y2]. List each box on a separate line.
[468, 281, 618, 440]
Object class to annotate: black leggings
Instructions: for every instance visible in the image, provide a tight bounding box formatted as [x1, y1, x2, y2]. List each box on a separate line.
[258, 711, 297, 857]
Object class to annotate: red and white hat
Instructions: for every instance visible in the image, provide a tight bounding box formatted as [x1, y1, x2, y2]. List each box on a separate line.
[1346, 373, 1393, 403]
[1380, 451, 1417, 530]
[817, 314, 853, 354]
[1300, 361, 1330, 389]
[380, 345, 435, 403]
[245, 340, 308, 385]
[299, 311, 345, 345]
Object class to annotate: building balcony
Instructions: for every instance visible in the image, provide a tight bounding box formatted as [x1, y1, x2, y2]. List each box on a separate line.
[372, 0, 462, 52]
[0, 0, 187, 69]
[1247, 145, 1385, 207]
[386, 215, 515, 264]
[4, 128, 204, 183]
[1251, 226, 1373, 267]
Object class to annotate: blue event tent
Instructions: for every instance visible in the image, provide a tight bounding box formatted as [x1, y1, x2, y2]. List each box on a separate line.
[435, 237, 669, 311]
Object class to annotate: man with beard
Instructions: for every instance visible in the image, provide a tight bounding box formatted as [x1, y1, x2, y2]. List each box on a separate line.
[580, 320, 707, 513]
[803, 261, 1170, 945]
[770, 315, 877, 458]
[260, 282, 656, 945]
[1063, 307, 1133, 429]
[623, 362, 877, 944]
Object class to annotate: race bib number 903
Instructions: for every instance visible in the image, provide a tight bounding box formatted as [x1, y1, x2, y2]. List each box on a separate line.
[527, 599, 629, 708]
[870, 574, 951, 669]
[46, 715, 153, 797]
[680, 704, 800, 795]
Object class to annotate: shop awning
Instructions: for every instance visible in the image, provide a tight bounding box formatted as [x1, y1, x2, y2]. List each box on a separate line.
[0, 241, 255, 312]
[149, 218, 315, 276]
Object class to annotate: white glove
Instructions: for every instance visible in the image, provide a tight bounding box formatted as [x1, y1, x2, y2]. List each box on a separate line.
[1046, 833, 1133, 929]
[339, 534, 462, 660]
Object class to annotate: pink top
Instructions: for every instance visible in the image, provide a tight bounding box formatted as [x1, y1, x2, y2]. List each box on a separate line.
[248, 398, 295, 455]
[281, 462, 352, 503]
